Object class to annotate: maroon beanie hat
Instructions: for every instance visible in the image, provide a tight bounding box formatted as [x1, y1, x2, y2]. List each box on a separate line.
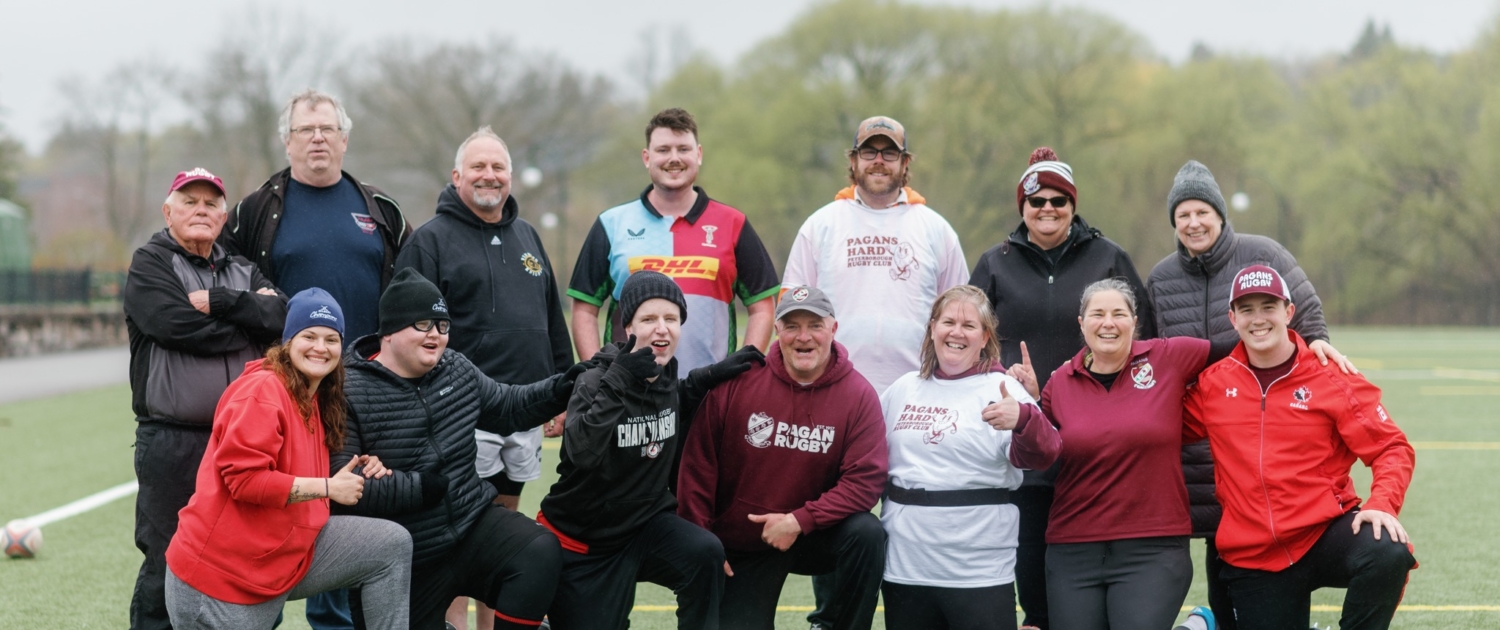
[1015, 147, 1078, 214]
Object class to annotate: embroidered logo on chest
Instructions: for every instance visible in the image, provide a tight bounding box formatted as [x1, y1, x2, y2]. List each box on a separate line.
[1130, 359, 1157, 390]
[1291, 386, 1312, 410]
[627, 227, 646, 240]
[521, 252, 543, 276]
[701, 224, 718, 247]
[351, 213, 378, 235]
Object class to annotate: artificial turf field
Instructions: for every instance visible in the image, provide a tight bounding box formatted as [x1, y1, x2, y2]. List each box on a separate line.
[2, 327, 1497, 628]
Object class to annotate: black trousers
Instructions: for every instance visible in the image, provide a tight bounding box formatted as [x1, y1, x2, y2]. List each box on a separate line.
[548, 511, 725, 630]
[1045, 536, 1192, 630]
[882, 581, 1018, 630]
[352, 506, 561, 629]
[131, 423, 210, 630]
[1220, 510, 1416, 630]
[1203, 535, 1238, 630]
[1013, 485, 1053, 629]
[722, 511, 884, 630]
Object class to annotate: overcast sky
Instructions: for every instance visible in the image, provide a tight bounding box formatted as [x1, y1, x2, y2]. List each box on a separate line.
[2, 0, 1497, 152]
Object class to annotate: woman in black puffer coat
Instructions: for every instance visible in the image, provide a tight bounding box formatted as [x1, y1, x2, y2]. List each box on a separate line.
[1146, 160, 1354, 630]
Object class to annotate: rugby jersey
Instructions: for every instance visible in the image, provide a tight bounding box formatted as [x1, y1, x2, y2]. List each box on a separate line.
[568, 186, 779, 376]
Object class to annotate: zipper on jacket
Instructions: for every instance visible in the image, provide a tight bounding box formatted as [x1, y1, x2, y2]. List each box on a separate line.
[1230, 357, 1300, 567]
[416, 383, 462, 541]
[483, 230, 498, 313]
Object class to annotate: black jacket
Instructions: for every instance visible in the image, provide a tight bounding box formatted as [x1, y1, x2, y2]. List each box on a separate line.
[219, 168, 411, 289]
[395, 185, 572, 383]
[1146, 221, 1329, 536]
[124, 230, 286, 426]
[333, 335, 567, 567]
[539, 343, 685, 554]
[970, 216, 1157, 389]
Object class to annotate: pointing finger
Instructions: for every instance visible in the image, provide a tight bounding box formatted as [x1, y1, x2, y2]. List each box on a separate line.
[1020, 341, 1032, 369]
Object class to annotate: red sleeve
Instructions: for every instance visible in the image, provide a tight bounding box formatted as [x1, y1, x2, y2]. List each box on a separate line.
[1169, 337, 1212, 376]
[216, 395, 297, 508]
[1008, 403, 1060, 470]
[676, 386, 726, 529]
[791, 387, 889, 534]
[1336, 375, 1415, 515]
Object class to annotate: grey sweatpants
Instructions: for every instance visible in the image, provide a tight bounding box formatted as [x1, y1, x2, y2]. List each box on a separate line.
[165, 515, 411, 630]
[1045, 535, 1192, 630]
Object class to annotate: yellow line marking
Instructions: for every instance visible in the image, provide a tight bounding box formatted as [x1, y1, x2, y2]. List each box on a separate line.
[630, 604, 1500, 613]
[1433, 367, 1500, 383]
[1420, 385, 1500, 396]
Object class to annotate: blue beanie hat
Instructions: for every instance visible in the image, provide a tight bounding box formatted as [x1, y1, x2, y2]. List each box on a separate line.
[283, 288, 345, 342]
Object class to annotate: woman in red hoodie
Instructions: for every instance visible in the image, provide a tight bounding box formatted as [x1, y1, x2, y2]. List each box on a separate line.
[164, 289, 412, 629]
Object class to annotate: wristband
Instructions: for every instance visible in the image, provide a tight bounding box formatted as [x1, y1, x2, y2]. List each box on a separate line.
[325, 477, 329, 500]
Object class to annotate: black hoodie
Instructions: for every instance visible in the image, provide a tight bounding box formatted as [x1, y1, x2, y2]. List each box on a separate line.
[538, 342, 683, 554]
[395, 185, 572, 384]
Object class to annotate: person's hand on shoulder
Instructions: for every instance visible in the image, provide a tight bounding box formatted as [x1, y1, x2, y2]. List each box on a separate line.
[687, 344, 766, 392]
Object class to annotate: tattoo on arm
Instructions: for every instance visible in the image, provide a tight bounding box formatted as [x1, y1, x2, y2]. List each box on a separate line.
[287, 482, 322, 505]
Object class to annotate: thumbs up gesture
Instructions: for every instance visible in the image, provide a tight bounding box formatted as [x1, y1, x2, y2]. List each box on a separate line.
[982, 381, 1022, 430]
[328, 456, 368, 506]
[1005, 341, 1041, 399]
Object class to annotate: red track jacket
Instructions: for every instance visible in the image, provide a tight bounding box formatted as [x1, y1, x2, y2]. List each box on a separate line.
[1184, 331, 1415, 572]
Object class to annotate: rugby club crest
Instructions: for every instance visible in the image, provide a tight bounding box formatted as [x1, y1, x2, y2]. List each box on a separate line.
[1130, 360, 1156, 390]
[521, 252, 544, 276]
[746, 412, 775, 448]
[1022, 172, 1041, 195]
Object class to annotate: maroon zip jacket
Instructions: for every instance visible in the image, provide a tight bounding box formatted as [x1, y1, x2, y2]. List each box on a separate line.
[677, 341, 888, 553]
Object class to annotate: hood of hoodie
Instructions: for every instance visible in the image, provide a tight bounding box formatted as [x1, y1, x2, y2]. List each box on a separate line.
[834, 185, 927, 206]
[766, 340, 856, 390]
[435, 183, 518, 228]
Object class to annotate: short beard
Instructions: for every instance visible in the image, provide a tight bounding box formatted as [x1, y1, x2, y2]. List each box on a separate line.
[469, 189, 504, 209]
[855, 165, 904, 197]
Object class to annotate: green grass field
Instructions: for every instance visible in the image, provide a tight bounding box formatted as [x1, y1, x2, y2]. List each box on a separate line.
[2, 327, 1497, 628]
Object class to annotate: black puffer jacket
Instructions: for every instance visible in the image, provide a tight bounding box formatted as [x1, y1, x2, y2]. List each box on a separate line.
[970, 216, 1155, 487]
[333, 335, 566, 567]
[1146, 221, 1328, 536]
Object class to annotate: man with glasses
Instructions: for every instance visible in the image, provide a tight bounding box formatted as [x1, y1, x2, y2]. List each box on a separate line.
[219, 89, 411, 629]
[222, 89, 411, 349]
[339, 268, 588, 630]
[781, 116, 968, 630]
[395, 126, 574, 629]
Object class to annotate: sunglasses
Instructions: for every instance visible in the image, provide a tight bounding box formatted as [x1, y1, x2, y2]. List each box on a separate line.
[412, 319, 451, 334]
[1026, 195, 1070, 209]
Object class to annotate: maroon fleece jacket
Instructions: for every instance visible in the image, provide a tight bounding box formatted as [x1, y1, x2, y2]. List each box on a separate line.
[677, 341, 888, 553]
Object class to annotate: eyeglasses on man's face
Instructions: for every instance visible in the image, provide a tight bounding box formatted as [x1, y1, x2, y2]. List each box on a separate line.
[290, 125, 342, 140]
[412, 319, 451, 334]
[857, 147, 906, 162]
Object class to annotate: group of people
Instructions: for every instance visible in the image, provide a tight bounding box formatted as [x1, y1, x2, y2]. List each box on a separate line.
[123, 89, 1417, 630]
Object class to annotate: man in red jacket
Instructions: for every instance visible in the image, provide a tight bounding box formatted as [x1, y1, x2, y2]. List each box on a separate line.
[678, 285, 888, 630]
[1184, 265, 1416, 630]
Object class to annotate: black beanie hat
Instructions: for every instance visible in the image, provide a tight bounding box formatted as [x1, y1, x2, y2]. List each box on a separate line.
[618, 270, 686, 326]
[379, 268, 451, 336]
[1167, 160, 1228, 226]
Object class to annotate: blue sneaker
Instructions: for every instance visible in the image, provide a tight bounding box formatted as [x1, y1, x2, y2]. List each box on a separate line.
[1188, 606, 1217, 630]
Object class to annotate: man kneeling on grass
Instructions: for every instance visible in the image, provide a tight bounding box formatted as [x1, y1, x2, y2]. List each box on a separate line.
[1183, 265, 1416, 630]
[334, 268, 588, 629]
[538, 270, 764, 630]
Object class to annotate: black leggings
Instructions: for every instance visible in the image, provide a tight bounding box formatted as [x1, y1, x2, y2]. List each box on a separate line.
[882, 582, 1018, 630]
[1045, 536, 1192, 630]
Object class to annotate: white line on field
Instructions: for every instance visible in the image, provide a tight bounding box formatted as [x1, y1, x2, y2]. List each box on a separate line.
[18, 481, 138, 527]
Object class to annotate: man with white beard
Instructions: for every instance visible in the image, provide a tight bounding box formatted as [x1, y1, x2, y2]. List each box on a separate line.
[780, 116, 968, 630]
[394, 126, 574, 629]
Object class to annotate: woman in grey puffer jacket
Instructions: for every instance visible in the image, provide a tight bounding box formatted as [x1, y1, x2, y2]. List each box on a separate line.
[1146, 160, 1355, 630]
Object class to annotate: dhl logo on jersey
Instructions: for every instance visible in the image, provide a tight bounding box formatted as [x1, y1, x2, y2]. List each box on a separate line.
[628, 256, 720, 280]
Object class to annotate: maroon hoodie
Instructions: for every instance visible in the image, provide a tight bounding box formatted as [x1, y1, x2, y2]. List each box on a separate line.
[677, 341, 888, 553]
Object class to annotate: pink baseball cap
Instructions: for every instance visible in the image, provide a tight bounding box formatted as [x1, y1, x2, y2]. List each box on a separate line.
[1230, 265, 1291, 304]
[168, 168, 226, 196]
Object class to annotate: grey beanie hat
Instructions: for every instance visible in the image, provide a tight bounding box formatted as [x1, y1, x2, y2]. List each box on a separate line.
[1167, 160, 1227, 226]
